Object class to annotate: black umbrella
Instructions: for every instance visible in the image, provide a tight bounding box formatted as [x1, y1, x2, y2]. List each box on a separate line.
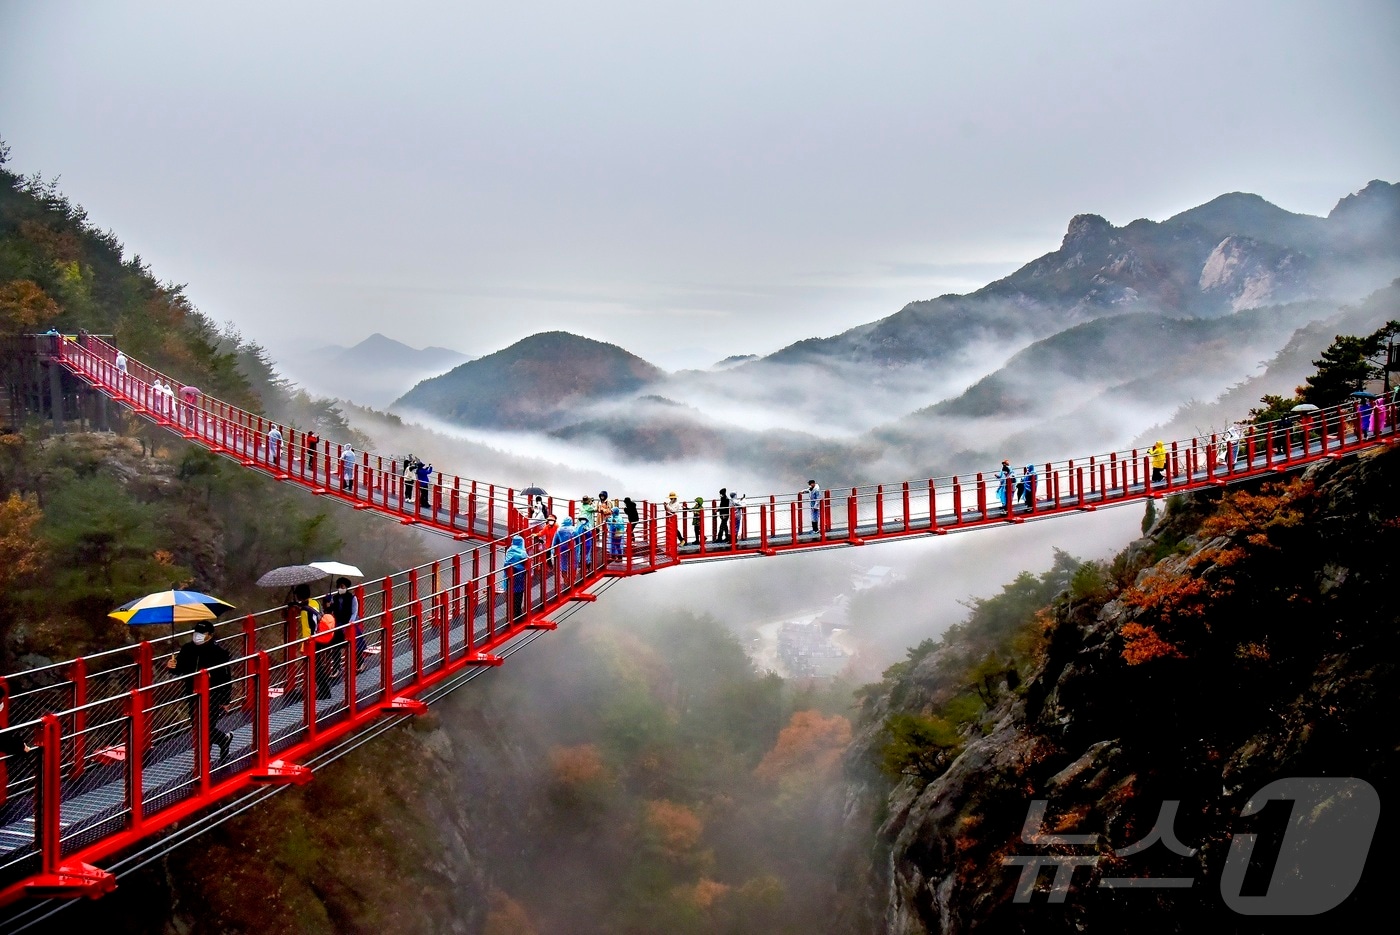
[255, 564, 326, 588]
[521, 485, 549, 497]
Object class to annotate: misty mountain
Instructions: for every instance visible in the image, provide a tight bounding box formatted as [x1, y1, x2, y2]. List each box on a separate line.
[748, 180, 1399, 376]
[286, 333, 469, 408]
[395, 330, 665, 429]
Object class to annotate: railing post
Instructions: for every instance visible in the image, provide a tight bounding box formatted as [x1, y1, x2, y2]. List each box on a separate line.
[951, 476, 962, 524]
[875, 484, 884, 533]
[413, 597, 425, 681]
[450, 478, 460, 531]
[36, 714, 63, 875]
[382, 577, 396, 696]
[976, 472, 987, 520]
[138, 640, 154, 691]
[241, 614, 258, 712]
[123, 689, 146, 833]
[194, 668, 211, 795]
[928, 478, 938, 531]
[254, 652, 271, 772]
[0, 676, 9, 806]
[304, 640, 318, 741]
[68, 657, 87, 779]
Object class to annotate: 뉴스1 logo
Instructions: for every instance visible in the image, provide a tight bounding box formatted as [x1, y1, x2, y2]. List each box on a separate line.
[1002, 777, 1379, 915]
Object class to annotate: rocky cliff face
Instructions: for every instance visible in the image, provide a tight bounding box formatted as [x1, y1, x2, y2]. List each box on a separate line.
[845, 446, 1399, 933]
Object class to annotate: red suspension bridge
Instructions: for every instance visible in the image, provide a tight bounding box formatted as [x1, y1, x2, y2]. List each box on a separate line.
[0, 332, 1392, 917]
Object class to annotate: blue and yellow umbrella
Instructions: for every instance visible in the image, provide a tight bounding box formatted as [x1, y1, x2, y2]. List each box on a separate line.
[109, 590, 235, 628]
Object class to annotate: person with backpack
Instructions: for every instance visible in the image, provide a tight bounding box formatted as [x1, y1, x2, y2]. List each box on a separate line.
[310, 604, 339, 700]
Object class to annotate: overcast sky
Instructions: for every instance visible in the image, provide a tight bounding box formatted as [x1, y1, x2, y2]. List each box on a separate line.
[1, 1, 1397, 370]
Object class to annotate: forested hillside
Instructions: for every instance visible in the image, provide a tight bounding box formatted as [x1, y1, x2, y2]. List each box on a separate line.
[0, 141, 434, 669]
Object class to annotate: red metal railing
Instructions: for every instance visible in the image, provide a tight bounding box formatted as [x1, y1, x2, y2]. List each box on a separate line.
[1, 336, 1392, 905]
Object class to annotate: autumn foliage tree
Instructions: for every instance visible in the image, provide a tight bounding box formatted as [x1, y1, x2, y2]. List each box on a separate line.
[754, 709, 852, 783]
[0, 279, 59, 337]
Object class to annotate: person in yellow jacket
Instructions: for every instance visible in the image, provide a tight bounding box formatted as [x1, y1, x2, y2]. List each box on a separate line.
[1150, 441, 1167, 485]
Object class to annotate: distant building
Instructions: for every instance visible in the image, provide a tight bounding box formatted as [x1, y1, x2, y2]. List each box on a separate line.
[777, 619, 850, 678]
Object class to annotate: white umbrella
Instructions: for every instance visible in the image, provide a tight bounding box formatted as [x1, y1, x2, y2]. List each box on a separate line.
[310, 560, 364, 578]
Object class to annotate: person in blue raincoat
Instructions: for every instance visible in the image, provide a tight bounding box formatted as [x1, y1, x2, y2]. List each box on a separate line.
[1018, 464, 1037, 505]
[607, 506, 627, 558]
[503, 535, 528, 621]
[995, 460, 1014, 510]
[555, 517, 575, 582]
[574, 517, 592, 572]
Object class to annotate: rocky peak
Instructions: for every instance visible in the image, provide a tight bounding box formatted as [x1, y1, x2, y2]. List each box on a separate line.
[1060, 213, 1113, 250]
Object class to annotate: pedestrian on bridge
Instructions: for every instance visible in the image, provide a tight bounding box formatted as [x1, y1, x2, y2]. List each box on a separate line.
[716, 489, 730, 543]
[607, 506, 627, 558]
[1150, 441, 1167, 484]
[304, 430, 320, 473]
[267, 424, 283, 466]
[115, 350, 127, 374]
[340, 445, 357, 492]
[730, 491, 746, 540]
[1018, 465, 1038, 505]
[415, 459, 434, 508]
[996, 460, 1014, 511]
[324, 578, 361, 672]
[166, 620, 233, 766]
[504, 535, 529, 621]
[663, 491, 682, 545]
[693, 496, 705, 544]
[555, 517, 576, 582]
[806, 480, 822, 534]
[623, 496, 640, 540]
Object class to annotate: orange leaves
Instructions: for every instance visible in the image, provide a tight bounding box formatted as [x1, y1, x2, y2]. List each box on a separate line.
[1120, 622, 1182, 665]
[1198, 479, 1308, 540]
[0, 492, 46, 593]
[1120, 566, 1211, 620]
[754, 709, 852, 783]
[678, 878, 731, 910]
[549, 743, 608, 787]
[645, 800, 703, 859]
[0, 279, 60, 335]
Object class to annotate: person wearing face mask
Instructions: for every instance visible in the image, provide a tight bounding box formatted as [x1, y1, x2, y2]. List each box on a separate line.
[166, 620, 234, 766]
[323, 577, 359, 674]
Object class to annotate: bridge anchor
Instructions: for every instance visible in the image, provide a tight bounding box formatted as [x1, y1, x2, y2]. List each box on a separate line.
[568, 592, 598, 602]
[384, 696, 429, 716]
[466, 652, 503, 666]
[250, 759, 313, 786]
[24, 863, 116, 900]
